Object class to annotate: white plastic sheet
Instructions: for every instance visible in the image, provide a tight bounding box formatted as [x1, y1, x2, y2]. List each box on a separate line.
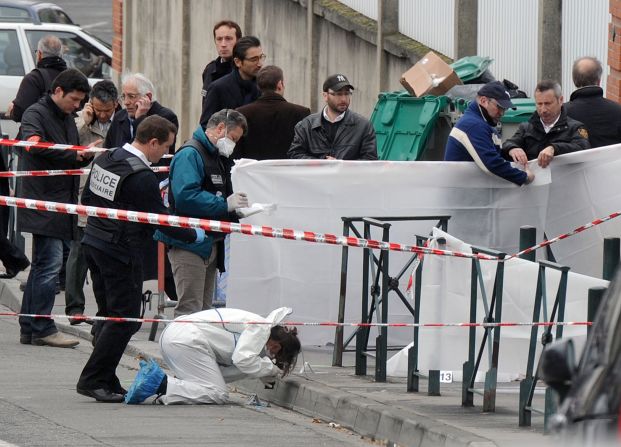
[227, 147, 619, 377]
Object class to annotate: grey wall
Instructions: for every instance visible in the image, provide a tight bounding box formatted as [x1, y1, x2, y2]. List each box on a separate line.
[123, 0, 433, 142]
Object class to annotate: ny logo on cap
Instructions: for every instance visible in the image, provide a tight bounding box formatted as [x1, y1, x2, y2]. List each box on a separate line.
[337, 75, 346, 82]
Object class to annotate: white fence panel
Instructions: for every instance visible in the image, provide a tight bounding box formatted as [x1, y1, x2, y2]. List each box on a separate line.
[478, 0, 539, 96]
[562, 0, 609, 96]
[398, 0, 456, 58]
[338, 0, 378, 20]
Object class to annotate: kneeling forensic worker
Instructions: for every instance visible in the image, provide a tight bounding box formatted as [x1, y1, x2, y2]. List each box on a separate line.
[125, 307, 300, 404]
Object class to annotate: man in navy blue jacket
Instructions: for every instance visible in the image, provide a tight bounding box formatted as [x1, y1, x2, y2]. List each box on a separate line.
[444, 81, 534, 186]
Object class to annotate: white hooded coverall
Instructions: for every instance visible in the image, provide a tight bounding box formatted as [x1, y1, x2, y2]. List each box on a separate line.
[159, 307, 290, 404]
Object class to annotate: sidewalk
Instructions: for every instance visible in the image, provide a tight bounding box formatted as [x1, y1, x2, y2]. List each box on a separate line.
[0, 271, 551, 447]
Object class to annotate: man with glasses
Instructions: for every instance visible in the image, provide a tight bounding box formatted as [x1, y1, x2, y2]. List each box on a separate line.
[287, 74, 377, 160]
[199, 36, 263, 129]
[502, 80, 590, 168]
[445, 81, 534, 185]
[104, 73, 178, 155]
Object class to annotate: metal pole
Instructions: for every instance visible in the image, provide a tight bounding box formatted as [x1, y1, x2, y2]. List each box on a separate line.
[519, 226, 537, 262]
[333, 220, 350, 366]
[602, 237, 620, 281]
[587, 286, 606, 338]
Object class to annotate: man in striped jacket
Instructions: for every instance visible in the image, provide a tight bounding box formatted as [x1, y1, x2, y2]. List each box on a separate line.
[444, 81, 534, 186]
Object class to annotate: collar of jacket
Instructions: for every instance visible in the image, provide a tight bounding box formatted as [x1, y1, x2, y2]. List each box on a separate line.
[232, 68, 257, 92]
[310, 109, 352, 129]
[257, 91, 286, 102]
[189, 125, 218, 155]
[37, 56, 67, 71]
[467, 100, 497, 127]
[529, 105, 569, 130]
[569, 85, 604, 101]
[44, 94, 69, 119]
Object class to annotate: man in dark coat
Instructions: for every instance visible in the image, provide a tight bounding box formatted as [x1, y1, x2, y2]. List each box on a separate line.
[8, 35, 67, 124]
[288, 74, 378, 160]
[234, 65, 310, 160]
[565, 56, 621, 148]
[17, 69, 94, 348]
[104, 73, 178, 155]
[502, 80, 590, 168]
[199, 36, 263, 129]
[201, 20, 242, 111]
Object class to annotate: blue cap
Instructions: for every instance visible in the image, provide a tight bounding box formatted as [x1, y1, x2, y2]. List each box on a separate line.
[477, 81, 515, 109]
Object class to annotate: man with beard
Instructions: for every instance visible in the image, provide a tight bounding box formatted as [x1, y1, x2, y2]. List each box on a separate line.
[444, 81, 534, 185]
[287, 74, 377, 160]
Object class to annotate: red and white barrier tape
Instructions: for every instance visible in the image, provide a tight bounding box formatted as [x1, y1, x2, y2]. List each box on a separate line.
[0, 195, 498, 260]
[0, 312, 591, 328]
[0, 138, 173, 158]
[508, 210, 621, 259]
[0, 166, 170, 178]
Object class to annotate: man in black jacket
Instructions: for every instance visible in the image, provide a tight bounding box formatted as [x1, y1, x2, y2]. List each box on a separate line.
[565, 56, 621, 148]
[234, 65, 310, 160]
[76, 116, 204, 403]
[288, 74, 378, 160]
[8, 35, 67, 124]
[201, 20, 242, 110]
[199, 36, 263, 129]
[17, 69, 94, 348]
[502, 80, 590, 168]
[104, 73, 178, 155]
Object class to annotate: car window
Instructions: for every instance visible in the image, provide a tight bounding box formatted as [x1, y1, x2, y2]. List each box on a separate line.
[0, 6, 32, 23]
[26, 30, 111, 79]
[0, 29, 24, 76]
[37, 8, 73, 25]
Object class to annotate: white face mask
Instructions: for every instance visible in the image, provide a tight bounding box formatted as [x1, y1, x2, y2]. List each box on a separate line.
[216, 136, 236, 157]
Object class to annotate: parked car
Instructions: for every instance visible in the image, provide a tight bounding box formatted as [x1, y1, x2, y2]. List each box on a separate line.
[0, 1, 74, 25]
[541, 271, 621, 445]
[0, 21, 112, 137]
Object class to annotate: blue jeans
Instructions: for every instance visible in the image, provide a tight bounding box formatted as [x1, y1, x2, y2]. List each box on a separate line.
[19, 235, 64, 338]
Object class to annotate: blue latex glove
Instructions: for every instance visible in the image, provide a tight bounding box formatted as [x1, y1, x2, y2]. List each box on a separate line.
[194, 228, 206, 243]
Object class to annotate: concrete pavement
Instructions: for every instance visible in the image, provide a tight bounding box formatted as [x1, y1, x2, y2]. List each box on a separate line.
[0, 270, 552, 447]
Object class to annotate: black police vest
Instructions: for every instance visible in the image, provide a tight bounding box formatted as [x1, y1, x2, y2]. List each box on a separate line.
[84, 148, 150, 246]
[168, 138, 229, 217]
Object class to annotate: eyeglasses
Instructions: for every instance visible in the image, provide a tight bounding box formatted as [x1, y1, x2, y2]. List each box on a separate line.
[120, 93, 142, 101]
[489, 98, 506, 111]
[327, 91, 352, 98]
[244, 54, 267, 63]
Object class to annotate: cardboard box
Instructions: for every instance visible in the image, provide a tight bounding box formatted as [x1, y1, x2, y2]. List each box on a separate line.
[400, 51, 462, 97]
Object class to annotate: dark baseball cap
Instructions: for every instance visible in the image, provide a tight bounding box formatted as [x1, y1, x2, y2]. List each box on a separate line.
[477, 81, 515, 109]
[323, 74, 355, 92]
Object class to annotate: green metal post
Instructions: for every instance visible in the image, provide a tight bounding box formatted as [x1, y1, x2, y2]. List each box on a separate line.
[519, 226, 537, 262]
[587, 287, 606, 339]
[602, 237, 620, 281]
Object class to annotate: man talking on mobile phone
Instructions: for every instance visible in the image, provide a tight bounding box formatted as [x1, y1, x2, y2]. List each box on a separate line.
[65, 80, 119, 325]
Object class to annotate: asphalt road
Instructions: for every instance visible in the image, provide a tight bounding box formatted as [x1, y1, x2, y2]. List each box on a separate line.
[51, 0, 113, 44]
[0, 305, 375, 447]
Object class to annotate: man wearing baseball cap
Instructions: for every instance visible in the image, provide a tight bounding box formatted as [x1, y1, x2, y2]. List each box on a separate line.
[288, 74, 377, 160]
[445, 81, 534, 185]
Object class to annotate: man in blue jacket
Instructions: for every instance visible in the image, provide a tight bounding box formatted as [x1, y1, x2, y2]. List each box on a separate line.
[155, 109, 249, 317]
[444, 81, 534, 186]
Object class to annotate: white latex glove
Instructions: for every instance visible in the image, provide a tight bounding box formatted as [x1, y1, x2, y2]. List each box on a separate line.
[227, 192, 249, 211]
[236, 203, 278, 218]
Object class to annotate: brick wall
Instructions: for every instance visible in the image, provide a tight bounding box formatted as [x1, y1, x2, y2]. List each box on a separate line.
[112, 0, 123, 73]
[608, 0, 621, 101]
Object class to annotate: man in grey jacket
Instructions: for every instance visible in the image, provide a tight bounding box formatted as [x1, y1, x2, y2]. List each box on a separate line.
[288, 74, 377, 160]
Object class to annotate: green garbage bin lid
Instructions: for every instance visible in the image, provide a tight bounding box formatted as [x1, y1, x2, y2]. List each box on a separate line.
[450, 56, 494, 82]
[501, 98, 536, 123]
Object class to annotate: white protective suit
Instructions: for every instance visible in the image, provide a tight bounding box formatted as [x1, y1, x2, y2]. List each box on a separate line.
[159, 307, 291, 404]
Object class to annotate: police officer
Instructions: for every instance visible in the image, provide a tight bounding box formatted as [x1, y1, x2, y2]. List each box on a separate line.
[76, 115, 205, 403]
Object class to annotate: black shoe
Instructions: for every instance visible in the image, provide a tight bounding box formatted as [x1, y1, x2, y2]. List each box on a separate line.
[77, 387, 125, 403]
[19, 334, 31, 345]
[68, 314, 93, 326]
[0, 258, 30, 279]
